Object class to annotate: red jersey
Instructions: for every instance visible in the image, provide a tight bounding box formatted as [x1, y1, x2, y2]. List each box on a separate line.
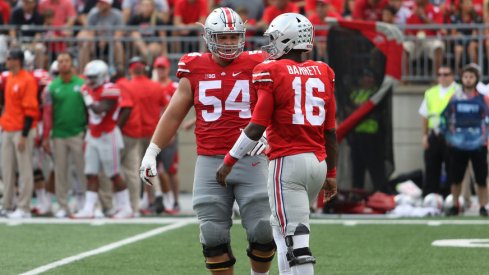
[406, 4, 443, 36]
[305, 0, 345, 15]
[32, 69, 51, 99]
[173, 0, 208, 24]
[83, 82, 121, 137]
[308, 11, 342, 37]
[353, 0, 388, 21]
[262, 3, 300, 24]
[251, 59, 336, 161]
[127, 76, 168, 138]
[117, 77, 142, 138]
[176, 51, 267, 155]
[160, 80, 178, 103]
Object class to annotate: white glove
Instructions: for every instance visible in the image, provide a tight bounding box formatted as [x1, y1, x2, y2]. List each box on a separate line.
[140, 142, 161, 186]
[248, 133, 268, 156]
[82, 91, 94, 107]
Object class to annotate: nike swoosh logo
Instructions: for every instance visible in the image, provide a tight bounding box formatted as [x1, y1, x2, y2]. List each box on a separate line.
[252, 162, 260, 167]
[232, 72, 242, 77]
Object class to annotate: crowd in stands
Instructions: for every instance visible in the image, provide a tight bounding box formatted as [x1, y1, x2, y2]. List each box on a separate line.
[0, 0, 484, 76]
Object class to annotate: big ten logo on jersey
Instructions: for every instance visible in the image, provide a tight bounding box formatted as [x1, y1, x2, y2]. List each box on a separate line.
[205, 73, 216, 79]
[198, 80, 251, 122]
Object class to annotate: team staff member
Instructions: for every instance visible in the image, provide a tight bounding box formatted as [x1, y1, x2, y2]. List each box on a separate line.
[0, 49, 39, 219]
[130, 56, 170, 215]
[418, 65, 458, 197]
[43, 52, 87, 218]
[154, 56, 180, 212]
[117, 57, 145, 214]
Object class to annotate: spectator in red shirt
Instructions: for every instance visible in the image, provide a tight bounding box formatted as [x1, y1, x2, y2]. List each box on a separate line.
[38, 0, 77, 29]
[403, 0, 445, 75]
[0, 0, 10, 24]
[40, 10, 67, 68]
[257, 0, 299, 30]
[173, 0, 208, 35]
[308, 0, 342, 60]
[173, 0, 208, 52]
[442, 0, 483, 17]
[353, 0, 388, 21]
[305, 0, 344, 16]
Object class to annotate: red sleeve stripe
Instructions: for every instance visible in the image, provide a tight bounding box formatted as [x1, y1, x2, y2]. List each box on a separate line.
[178, 62, 185, 66]
[177, 69, 190, 73]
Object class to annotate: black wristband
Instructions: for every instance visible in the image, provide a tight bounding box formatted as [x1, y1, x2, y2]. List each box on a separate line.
[22, 116, 33, 137]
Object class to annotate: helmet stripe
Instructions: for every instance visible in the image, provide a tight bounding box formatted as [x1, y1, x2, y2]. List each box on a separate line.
[222, 7, 235, 30]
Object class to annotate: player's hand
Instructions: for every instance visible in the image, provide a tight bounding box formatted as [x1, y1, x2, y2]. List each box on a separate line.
[140, 154, 157, 186]
[139, 143, 161, 186]
[17, 136, 26, 152]
[216, 163, 232, 187]
[322, 177, 337, 203]
[248, 134, 268, 156]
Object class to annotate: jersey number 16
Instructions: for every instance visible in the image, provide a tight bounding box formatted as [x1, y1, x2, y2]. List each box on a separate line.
[292, 77, 326, 126]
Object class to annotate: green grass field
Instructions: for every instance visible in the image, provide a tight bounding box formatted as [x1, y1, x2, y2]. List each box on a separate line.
[2, 217, 489, 275]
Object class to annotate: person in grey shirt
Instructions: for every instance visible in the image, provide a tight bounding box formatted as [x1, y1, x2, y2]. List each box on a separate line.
[220, 0, 264, 21]
[122, 0, 169, 23]
[78, 0, 125, 72]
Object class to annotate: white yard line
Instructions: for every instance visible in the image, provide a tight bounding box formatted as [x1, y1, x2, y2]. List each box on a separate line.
[0, 217, 198, 225]
[19, 220, 192, 275]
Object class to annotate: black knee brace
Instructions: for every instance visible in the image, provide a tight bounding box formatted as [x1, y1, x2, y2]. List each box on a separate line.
[247, 241, 276, 262]
[285, 224, 316, 267]
[202, 243, 236, 271]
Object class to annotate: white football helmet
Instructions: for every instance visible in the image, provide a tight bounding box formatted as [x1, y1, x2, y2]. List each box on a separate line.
[84, 60, 109, 88]
[49, 60, 59, 76]
[202, 7, 246, 60]
[422, 193, 444, 210]
[443, 194, 465, 211]
[262, 13, 314, 60]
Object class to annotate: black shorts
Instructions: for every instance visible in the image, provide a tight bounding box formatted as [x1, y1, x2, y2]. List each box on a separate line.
[450, 147, 488, 185]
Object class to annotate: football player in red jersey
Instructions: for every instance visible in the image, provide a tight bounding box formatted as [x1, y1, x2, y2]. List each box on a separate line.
[217, 13, 338, 275]
[72, 60, 133, 219]
[140, 7, 276, 275]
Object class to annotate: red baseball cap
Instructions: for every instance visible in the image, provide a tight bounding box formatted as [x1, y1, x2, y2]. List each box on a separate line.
[153, 56, 170, 68]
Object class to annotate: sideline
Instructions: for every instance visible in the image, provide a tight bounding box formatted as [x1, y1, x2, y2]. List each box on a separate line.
[19, 220, 192, 275]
